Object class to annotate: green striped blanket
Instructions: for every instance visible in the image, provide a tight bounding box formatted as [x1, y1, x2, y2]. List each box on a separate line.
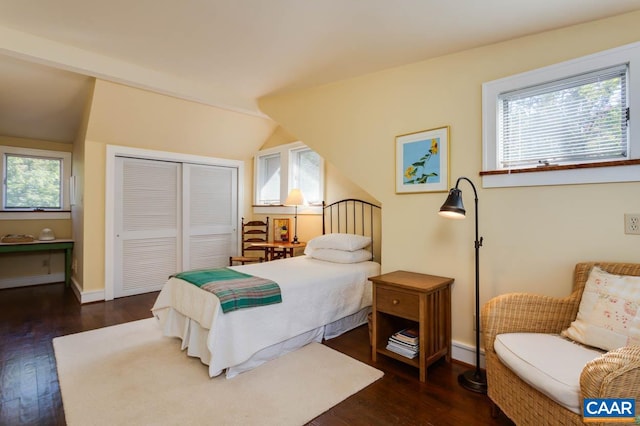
[173, 268, 282, 313]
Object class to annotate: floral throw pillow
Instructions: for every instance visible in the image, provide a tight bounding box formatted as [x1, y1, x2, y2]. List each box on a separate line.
[561, 266, 640, 351]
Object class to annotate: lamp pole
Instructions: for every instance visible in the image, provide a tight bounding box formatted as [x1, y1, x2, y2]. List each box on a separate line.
[468, 177, 485, 393]
[439, 176, 486, 393]
[285, 189, 304, 244]
[292, 204, 299, 244]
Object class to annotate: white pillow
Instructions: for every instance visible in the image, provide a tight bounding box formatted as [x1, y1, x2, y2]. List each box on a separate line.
[306, 233, 371, 251]
[306, 248, 372, 264]
[561, 266, 640, 351]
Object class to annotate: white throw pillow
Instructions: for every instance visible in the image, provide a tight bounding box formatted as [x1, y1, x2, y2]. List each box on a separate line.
[561, 266, 640, 351]
[306, 233, 371, 251]
[305, 248, 372, 264]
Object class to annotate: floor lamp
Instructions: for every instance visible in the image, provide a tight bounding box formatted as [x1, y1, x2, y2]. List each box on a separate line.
[284, 189, 305, 244]
[438, 176, 487, 394]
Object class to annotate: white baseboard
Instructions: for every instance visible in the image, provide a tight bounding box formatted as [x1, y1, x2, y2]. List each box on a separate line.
[70, 277, 105, 304]
[451, 339, 486, 369]
[0, 273, 65, 290]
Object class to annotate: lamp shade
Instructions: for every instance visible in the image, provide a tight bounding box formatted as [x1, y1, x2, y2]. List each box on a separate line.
[438, 188, 465, 219]
[284, 189, 305, 206]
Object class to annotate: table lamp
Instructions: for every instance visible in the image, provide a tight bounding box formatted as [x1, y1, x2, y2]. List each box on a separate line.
[284, 189, 305, 244]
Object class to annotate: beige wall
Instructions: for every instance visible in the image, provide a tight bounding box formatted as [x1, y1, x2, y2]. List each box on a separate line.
[258, 11, 640, 349]
[78, 80, 277, 292]
[0, 135, 73, 153]
[70, 78, 95, 289]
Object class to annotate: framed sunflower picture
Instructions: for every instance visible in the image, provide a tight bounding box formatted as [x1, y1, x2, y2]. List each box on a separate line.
[395, 126, 450, 194]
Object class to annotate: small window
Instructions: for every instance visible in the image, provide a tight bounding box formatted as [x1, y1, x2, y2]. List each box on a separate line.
[257, 152, 281, 205]
[498, 64, 628, 169]
[254, 142, 324, 208]
[290, 147, 322, 205]
[482, 42, 640, 188]
[1, 146, 72, 212]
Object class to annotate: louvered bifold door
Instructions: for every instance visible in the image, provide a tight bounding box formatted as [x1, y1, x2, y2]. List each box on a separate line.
[183, 163, 237, 271]
[114, 157, 180, 298]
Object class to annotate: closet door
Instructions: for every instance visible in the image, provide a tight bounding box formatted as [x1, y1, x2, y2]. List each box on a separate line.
[183, 164, 237, 270]
[114, 157, 180, 298]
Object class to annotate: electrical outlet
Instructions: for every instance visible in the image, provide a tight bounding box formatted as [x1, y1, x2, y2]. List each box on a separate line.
[625, 214, 640, 235]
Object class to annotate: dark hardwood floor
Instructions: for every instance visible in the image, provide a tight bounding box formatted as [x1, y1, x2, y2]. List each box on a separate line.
[0, 282, 514, 425]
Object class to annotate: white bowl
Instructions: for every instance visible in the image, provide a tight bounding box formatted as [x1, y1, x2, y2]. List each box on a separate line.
[39, 228, 56, 241]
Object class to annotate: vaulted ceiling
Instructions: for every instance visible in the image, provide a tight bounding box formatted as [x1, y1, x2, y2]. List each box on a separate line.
[1, 0, 639, 143]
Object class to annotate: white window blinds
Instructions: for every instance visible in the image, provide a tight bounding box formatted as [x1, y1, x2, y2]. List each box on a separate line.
[498, 64, 629, 169]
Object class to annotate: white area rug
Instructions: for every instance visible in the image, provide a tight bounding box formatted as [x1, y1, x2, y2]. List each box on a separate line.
[53, 318, 383, 426]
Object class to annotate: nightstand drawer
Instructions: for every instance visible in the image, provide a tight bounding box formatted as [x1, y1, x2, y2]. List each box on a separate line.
[376, 287, 419, 320]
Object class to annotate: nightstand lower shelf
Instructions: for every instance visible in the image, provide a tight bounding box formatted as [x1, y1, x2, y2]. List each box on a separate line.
[377, 347, 420, 368]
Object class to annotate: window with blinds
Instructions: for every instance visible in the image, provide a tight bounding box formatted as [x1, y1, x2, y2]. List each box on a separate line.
[498, 64, 629, 169]
[482, 41, 640, 188]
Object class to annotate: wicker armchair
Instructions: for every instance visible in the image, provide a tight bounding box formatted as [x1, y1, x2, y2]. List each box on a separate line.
[481, 262, 640, 425]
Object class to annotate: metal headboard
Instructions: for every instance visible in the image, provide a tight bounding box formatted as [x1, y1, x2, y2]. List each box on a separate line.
[322, 198, 382, 262]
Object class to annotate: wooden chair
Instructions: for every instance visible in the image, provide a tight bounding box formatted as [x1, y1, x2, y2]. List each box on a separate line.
[229, 217, 269, 265]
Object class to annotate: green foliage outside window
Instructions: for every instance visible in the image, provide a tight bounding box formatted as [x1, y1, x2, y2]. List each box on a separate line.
[5, 155, 62, 209]
[499, 65, 627, 168]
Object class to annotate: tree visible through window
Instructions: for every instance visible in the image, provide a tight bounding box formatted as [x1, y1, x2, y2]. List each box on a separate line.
[499, 64, 628, 169]
[482, 42, 640, 188]
[5, 154, 62, 209]
[1, 146, 71, 212]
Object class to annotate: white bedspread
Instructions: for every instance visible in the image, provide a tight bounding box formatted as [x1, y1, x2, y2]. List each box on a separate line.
[151, 255, 379, 377]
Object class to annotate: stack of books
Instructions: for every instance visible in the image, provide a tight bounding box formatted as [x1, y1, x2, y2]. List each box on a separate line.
[386, 327, 419, 359]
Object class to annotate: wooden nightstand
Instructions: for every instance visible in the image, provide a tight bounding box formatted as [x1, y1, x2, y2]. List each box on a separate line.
[370, 270, 454, 382]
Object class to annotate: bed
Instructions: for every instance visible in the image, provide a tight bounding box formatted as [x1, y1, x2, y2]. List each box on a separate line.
[151, 199, 381, 378]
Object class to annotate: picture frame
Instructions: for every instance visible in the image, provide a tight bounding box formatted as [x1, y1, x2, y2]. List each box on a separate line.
[395, 126, 450, 194]
[273, 218, 290, 242]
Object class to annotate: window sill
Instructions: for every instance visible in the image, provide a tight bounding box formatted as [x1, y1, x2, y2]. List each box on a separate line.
[252, 205, 322, 215]
[481, 159, 640, 188]
[0, 211, 72, 220]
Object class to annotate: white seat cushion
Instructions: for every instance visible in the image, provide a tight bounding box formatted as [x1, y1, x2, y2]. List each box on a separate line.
[494, 333, 604, 414]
